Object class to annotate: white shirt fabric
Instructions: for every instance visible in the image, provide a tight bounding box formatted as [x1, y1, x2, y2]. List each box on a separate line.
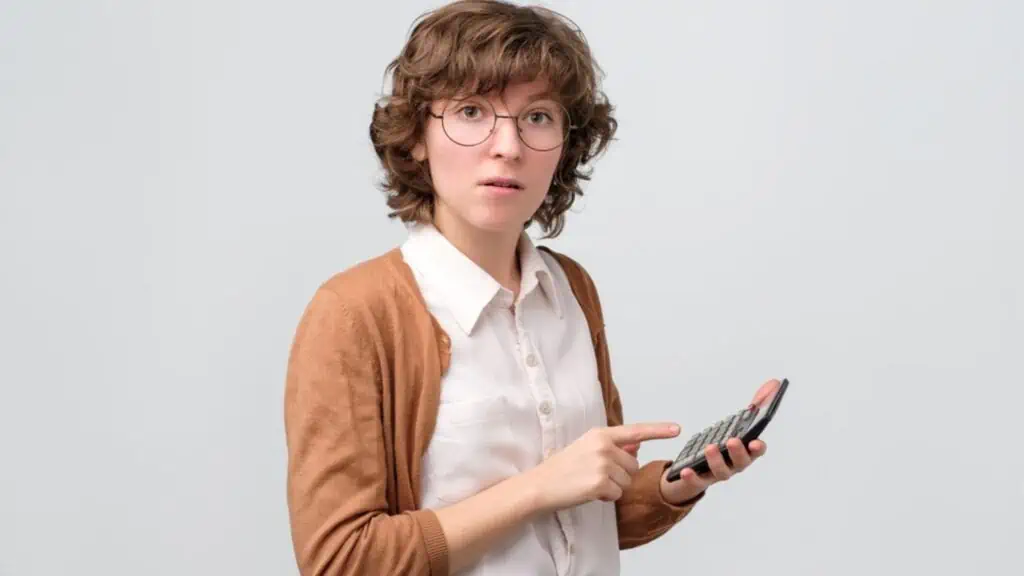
[400, 222, 621, 576]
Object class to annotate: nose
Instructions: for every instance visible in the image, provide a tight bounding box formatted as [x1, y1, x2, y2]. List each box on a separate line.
[488, 113, 523, 160]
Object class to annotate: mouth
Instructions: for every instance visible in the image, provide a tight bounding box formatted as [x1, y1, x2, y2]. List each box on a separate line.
[479, 177, 524, 190]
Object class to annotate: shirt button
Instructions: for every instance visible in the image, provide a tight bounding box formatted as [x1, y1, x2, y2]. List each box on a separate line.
[526, 353, 538, 367]
[538, 401, 552, 416]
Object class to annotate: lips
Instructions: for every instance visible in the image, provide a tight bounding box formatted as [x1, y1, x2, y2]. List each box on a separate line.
[480, 177, 523, 189]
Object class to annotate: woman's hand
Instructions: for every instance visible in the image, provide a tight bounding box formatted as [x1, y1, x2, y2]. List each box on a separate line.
[659, 378, 781, 504]
[527, 422, 681, 514]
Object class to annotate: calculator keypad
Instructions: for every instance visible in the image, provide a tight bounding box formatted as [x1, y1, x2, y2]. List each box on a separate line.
[672, 405, 758, 470]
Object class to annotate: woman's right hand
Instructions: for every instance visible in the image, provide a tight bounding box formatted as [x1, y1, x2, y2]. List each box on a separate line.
[526, 422, 681, 513]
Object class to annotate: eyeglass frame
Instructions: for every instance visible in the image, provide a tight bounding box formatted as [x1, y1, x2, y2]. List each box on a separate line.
[425, 97, 577, 152]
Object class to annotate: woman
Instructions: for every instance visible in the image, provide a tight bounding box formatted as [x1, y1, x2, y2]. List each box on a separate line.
[284, 1, 779, 574]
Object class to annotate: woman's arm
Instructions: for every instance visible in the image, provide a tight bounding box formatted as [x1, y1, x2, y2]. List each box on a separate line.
[435, 419, 682, 572]
[285, 287, 447, 575]
[431, 470, 542, 573]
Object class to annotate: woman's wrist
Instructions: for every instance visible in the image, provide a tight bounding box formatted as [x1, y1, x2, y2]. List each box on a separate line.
[514, 465, 552, 517]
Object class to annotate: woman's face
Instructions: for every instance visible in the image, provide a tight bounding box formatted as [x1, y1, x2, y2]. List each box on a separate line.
[413, 79, 566, 237]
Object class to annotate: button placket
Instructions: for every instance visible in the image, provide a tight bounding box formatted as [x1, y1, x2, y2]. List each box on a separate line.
[513, 299, 559, 465]
[515, 295, 573, 572]
[559, 511, 575, 556]
[554, 509, 574, 575]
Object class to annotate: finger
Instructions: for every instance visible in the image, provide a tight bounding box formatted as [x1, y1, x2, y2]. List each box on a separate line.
[621, 443, 639, 458]
[607, 445, 640, 476]
[751, 379, 781, 407]
[606, 422, 681, 446]
[598, 480, 624, 502]
[705, 444, 733, 481]
[607, 462, 633, 489]
[748, 439, 767, 459]
[726, 437, 752, 471]
[680, 467, 712, 491]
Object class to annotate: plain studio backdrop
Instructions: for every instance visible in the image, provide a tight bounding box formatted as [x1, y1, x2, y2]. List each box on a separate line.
[1, 0, 1021, 574]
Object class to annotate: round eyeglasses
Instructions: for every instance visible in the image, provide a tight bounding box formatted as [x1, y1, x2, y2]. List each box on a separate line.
[427, 96, 575, 152]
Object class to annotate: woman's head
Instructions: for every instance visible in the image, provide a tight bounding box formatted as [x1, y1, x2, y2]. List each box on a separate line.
[370, 0, 617, 238]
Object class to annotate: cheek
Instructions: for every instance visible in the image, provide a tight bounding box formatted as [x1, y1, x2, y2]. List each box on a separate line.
[426, 138, 477, 197]
[527, 152, 562, 193]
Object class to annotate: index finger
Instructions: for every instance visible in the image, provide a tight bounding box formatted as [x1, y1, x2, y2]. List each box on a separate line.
[606, 422, 681, 445]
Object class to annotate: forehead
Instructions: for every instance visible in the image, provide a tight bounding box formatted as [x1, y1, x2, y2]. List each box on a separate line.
[452, 77, 557, 103]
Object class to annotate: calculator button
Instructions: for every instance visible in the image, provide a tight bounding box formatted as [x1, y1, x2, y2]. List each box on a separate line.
[708, 428, 721, 443]
[709, 422, 727, 446]
[733, 408, 756, 434]
[682, 438, 698, 454]
[724, 414, 742, 438]
[693, 438, 706, 453]
[732, 422, 748, 437]
[714, 422, 730, 443]
[724, 416, 741, 434]
[694, 432, 712, 452]
[702, 426, 718, 447]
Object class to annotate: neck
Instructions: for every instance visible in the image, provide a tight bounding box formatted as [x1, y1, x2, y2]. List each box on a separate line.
[433, 211, 522, 296]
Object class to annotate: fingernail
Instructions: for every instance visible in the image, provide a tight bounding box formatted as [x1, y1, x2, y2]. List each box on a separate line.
[670, 424, 680, 433]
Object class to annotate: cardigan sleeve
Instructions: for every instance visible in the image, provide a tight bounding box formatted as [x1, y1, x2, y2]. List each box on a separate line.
[283, 287, 448, 576]
[594, 325, 705, 548]
[543, 248, 704, 549]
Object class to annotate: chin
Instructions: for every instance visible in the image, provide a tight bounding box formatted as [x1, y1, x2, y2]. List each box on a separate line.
[463, 206, 533, 234]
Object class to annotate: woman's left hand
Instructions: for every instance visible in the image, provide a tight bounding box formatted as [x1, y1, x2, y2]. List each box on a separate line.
[658, 378, 779, 505]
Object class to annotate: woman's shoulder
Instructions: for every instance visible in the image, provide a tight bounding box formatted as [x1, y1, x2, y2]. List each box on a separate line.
[303, 247, 427, 325]
[535, 245, 607, 329]
[536, 246, 599, 298]
[316, 248, 400, 296]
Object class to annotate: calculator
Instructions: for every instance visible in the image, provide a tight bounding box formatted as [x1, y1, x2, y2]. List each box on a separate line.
[665, 378, 789, 482]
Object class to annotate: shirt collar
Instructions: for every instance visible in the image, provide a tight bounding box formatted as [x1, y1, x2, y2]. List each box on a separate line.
[401, 222, 563, 335]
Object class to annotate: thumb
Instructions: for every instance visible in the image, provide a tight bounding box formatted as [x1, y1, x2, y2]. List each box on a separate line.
[751, 379, 781, 407]
[622, 443, 639, 457]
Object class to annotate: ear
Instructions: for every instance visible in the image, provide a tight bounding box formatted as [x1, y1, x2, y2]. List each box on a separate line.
[412, 141, 426, 162]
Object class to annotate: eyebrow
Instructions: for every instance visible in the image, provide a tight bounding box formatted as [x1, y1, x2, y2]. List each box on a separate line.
[445, 90, 560, 109]
[523, 91, 558, 103]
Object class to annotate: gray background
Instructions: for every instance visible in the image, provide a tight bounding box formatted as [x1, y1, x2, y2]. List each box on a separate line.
[1, 0, 1021, 574]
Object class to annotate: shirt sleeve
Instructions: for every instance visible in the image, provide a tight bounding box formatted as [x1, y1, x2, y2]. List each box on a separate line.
[283, 287, 448, 575]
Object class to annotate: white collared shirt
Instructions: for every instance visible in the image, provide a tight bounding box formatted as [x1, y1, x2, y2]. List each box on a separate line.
[401, 222, 621, 575]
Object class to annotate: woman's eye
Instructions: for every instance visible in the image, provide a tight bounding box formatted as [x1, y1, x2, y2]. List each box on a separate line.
[527, 111, 553, 124]
[459, 106, 481, 119]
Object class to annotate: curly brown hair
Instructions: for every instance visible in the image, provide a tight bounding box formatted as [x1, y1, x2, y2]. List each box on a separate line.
[369, 0, 618, 238]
